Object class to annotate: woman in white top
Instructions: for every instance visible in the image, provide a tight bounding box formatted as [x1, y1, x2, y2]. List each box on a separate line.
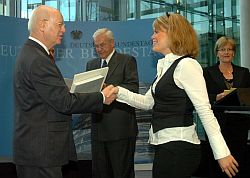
[111, 13, 239, 178]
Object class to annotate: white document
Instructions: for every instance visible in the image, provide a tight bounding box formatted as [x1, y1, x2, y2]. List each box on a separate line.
[69, 67, 109, 93]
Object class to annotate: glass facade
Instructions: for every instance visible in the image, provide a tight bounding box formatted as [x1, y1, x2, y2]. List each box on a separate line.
[0, 0, 240, 66]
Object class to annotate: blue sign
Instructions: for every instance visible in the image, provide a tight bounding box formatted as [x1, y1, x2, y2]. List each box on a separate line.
[0, 16, 160, 165]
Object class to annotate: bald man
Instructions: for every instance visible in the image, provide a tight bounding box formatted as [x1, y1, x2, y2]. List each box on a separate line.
[13, 5, 116, 178]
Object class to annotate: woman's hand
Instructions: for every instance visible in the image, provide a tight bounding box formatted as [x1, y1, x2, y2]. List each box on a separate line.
[216, 92, 226, 101]
[217, 155, 239, 177]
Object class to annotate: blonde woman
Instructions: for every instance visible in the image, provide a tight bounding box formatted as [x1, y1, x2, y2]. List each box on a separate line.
[111, 14, 239, 178]
[203, 36, 250, 177]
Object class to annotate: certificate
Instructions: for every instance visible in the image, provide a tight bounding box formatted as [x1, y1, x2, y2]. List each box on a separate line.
[65, 67, 109, 93]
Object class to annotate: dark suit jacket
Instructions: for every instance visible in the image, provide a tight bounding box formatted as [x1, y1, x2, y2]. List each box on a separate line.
[203, 62, 250, 142]
[13, 39, 103, 167]
[203, 63, 250, 104]
[86, 51, 139, 141]
[203, 63, 250, 177]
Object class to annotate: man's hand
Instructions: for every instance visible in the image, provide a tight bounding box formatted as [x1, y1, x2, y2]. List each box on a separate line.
[218, 155, 239, 177]
[102, 83, 108, 90]
[102, 85, 118, 105]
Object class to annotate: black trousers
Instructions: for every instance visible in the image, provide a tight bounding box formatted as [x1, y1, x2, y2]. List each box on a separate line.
[92, 137, 136, 178]
[153, 141, 201, 178]
[16, 165, 62, 178]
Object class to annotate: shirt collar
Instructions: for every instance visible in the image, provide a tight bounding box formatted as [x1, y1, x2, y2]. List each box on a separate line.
[102, 49, 115, 64]
[164, 53, 181, 62]
[29, 36, 50, 55]
[158, 53, 181, 66]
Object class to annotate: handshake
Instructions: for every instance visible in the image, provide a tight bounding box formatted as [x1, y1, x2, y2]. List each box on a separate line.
[101, 84, 119, 105]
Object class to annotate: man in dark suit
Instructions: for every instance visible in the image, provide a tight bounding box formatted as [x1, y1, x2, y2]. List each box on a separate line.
[13, 6, 116, 178]
[86, 28, 139, 178]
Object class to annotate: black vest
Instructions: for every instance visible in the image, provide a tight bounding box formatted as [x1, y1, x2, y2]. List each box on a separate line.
[151, 56, 194, 133]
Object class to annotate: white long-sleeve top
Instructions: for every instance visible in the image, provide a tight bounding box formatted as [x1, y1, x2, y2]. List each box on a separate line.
[117, 53, 230, 160]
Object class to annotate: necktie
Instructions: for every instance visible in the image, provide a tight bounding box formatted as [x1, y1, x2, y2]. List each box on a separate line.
[102, 60, 107, 68]
[49, 48, 55, 64]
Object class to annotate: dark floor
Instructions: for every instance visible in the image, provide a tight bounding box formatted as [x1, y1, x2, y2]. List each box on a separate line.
[1, 141, 249, 178]
[0, 160, 92, 178]
[0, 161, 207, 178]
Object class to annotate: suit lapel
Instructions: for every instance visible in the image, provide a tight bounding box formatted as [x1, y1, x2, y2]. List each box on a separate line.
[97, 58, 102, 68]
[26, 39, 54, 65]
[26, 39, 48, 57]
[26, 39, 64, 77]
[232, 65, 244, 87]
[208, 65, 227, 90]
[105, 52, 120, 81]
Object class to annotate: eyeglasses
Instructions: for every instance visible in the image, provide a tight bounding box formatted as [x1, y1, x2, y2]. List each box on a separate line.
[217, 48, 234, 52]
[56, 22, 65, 28]
[94, 42, 107, 49]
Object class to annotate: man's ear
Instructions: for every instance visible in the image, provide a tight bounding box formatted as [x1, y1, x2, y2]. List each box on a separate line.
[39, 19, 47, 32]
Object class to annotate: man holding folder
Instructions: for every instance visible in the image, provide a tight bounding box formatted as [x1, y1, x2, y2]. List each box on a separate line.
[86, 28, 139, 178]
[13, 6, 116, 178]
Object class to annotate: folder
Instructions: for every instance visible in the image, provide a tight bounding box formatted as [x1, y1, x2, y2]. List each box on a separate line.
[65, 67, 109, 93]
[214, 88, 250, 110]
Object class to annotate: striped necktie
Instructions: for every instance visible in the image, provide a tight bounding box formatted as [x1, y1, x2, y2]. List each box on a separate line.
[49, 48, 55, 64]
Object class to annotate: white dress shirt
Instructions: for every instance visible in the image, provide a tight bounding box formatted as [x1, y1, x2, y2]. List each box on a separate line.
[117, 53, 230, 160]
[102, 49, 115, 65]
